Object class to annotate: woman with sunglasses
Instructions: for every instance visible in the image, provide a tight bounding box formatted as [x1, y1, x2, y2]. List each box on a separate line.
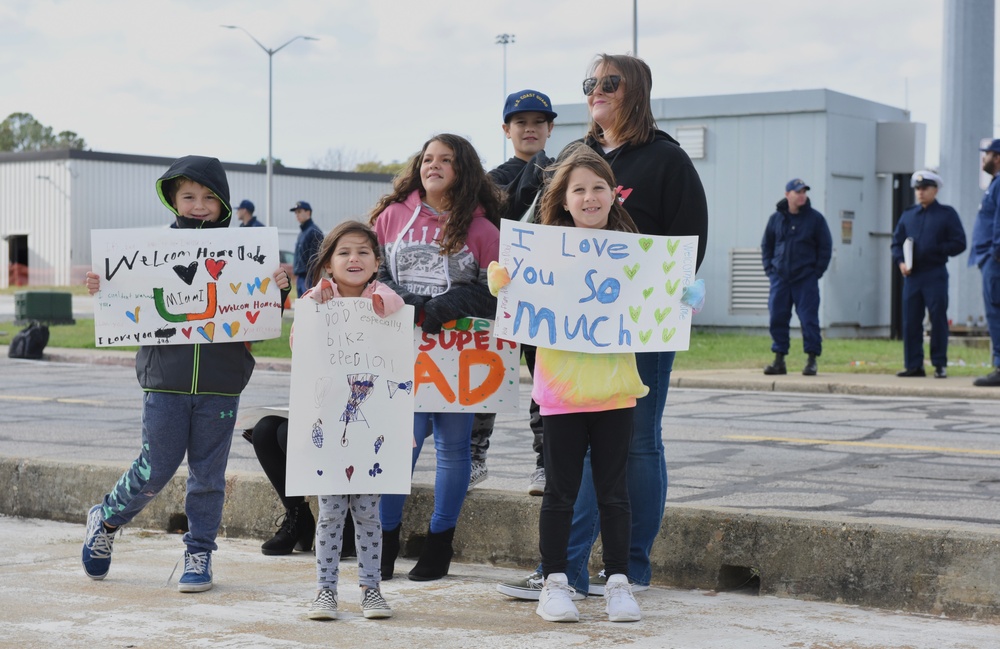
[497, 53, 708, 602]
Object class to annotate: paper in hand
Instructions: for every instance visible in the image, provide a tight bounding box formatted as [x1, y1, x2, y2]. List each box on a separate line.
[903, 237, 914, 271]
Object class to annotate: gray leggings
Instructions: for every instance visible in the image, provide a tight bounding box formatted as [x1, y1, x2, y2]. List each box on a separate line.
[316, 493, 382, 591]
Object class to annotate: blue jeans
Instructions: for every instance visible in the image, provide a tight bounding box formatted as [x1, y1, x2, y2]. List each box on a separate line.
[380, 412, 474, 533]
[981, 257, 1000, 367]
[549, 351, 674, 592]
[102, 392, 239, 554]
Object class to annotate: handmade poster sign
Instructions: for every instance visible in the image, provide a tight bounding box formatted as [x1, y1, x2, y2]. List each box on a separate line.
[286, 298, 415, 496]
[90, 227, 283, 346]
[493, 220, 698, 353]
[414, 317, 520, 413]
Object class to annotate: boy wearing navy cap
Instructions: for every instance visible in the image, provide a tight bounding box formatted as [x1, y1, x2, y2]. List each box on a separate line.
[469, 90, 558, 495]
[761, 178, 833, 376]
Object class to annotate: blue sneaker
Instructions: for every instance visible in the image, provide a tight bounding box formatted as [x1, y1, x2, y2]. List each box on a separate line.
[177, 551, 213, 593]
[82, 504, 117, 580]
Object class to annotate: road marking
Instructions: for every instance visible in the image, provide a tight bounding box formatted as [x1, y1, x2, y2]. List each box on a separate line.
[0, 395, 106, 406]
[727, 435, 1000, 456]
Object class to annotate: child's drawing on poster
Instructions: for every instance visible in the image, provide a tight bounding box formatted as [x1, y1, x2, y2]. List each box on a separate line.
[90, 228, 283, 346]
[413, 318, 520, 413]
[492, 220, 698, 353]
[286, 298, 415, 496]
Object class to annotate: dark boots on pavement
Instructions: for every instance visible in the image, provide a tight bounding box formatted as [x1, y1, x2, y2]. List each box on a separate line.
[974, 367, 1000, 387]
[764, 352, 787, 375]
[261, 501, 315, 555]
[408, 527, 455, 581]
[803, 353, 818, 376]
[381, 525, 401, 580]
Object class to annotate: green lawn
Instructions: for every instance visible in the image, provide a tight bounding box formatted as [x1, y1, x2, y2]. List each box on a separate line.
[1, 310, 992, 376]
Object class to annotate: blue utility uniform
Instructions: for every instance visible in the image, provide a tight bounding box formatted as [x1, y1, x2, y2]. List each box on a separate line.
[761, 198, 832, 356]
[294, 218, 324, 296]
[891, 200, 966, 370]
[969, 174, 1000, 366]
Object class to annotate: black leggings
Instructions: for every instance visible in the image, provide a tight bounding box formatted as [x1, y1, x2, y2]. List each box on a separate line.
[539, 408, 633, 577]
[251, 415, 304, 511]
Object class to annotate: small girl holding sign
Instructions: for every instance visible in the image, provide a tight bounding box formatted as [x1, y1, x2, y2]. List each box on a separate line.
[489, 146, 647, 623]
[298, 220, 404, 620]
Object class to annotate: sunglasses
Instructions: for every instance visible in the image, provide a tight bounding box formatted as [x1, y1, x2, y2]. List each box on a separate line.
[583, 75, 622, 96]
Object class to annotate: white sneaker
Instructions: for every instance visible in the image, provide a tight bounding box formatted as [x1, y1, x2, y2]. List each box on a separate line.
[536, 573, 580, 622]
[604, 573, 641, 622]
[527, 467, 546, 496]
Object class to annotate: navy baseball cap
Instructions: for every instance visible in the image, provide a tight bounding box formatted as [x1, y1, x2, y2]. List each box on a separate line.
[980, 139, 1000, 154]
[503, 90, 557, 123]
[290, 200, 312, 212]
[785, 178, 810, 192]
[236, 199, 254, 213]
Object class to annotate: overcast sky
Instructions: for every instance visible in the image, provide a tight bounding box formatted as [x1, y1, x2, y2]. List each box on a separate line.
[4, 0, 997, 173]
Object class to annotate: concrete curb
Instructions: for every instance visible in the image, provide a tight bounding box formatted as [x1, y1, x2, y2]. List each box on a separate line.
[4, 456, 1000, 621]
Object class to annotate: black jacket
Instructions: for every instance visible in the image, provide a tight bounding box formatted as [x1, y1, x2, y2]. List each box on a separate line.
[761, 198, 833, 282]
[580, 130, 708, 271]
[136, 155, 288, 395]
[489, 150, 552, 223]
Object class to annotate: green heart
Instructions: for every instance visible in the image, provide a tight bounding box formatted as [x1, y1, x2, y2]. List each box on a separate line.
[642, 287, 654, 300]
[654, 307, 672, 325]
[623, 263, 640, 280]
[638, 237, 654, 252]
[665, 279, 680, 296]
[661, 327, 676, 343]
[639, 329, 652, 344]
[662, 261, 676, 275]
[666, 239, 680, 256]
[629, 306, 642, 323]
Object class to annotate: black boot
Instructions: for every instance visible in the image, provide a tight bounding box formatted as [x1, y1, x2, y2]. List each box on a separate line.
[261, 501, 315, 556]
[974, 367, 1000, 387]
[341, 513, 356, 559]
[803, 353, 818, 376]
[408, 527, 455, 582]
[381, 525, 401, 580]
[763, 352, 787, 375]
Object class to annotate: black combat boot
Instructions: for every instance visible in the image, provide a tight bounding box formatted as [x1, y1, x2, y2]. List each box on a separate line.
[261, 501, 315, 556]
[763, 352, 787, 375]
[803, 354, 818, 376]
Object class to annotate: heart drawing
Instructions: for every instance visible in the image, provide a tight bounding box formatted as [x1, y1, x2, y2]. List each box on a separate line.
[205, 259, 226, 280]
[125, 306, 140, 323]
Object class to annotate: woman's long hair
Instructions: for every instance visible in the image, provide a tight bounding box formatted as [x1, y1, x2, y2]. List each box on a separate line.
[585, 53, 657, 148]
[368, 133, 503, 255]
[538, 146, 637, 234]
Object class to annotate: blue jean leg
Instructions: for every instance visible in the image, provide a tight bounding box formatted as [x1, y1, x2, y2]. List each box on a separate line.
[559, 351, 674, 592]
[380, 412, 473, 533]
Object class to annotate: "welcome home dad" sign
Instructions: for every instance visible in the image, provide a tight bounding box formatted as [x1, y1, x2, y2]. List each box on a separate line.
[91, 228, 283, 346]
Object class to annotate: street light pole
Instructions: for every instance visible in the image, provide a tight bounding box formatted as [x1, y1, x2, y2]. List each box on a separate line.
[222, 26, 317, 226]
[495, 33, 515, 161]
[633, 0, 638, 56]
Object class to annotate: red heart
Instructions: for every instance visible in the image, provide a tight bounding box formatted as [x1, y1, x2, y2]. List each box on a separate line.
[182, 327, 192, 338]
[245, 310, 260, 324]
[206, 258, 226, 280]
[345, 465, 354, 481]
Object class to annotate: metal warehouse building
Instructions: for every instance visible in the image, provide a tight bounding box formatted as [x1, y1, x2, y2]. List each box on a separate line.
[0, 149, 393, 288]
[551, 88, 931, 338]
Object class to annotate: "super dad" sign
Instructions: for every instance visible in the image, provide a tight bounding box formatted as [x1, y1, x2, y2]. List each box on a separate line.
[493, 220, 697, 353]
[91, 227, 283, 346]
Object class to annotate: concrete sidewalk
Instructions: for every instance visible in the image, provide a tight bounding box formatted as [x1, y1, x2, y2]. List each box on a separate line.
[3, 516, 998, 649]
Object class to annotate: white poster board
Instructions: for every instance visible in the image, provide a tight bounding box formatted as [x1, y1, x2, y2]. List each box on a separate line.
[493, 220, 698, 353]
[414, 318, 520, 413]
[90, 227, 283, 346]
[286, 298, 415, 496]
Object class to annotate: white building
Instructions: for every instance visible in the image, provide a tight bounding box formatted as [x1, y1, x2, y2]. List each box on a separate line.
[0, 149, 394, 288]
[550, 88, 927, 338]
